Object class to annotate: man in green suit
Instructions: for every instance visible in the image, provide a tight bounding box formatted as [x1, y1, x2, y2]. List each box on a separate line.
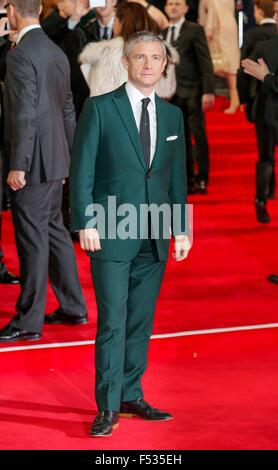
[70, 31, 191, 437]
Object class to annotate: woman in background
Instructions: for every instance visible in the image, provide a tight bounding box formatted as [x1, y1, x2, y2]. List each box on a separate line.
[199, 0, 240, 113]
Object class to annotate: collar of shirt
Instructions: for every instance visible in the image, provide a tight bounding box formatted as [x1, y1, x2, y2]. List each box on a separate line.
[98, 16, 115, 36]
[260, 18, 276, 25]
[16, 24, 41, 45]
[125, 81, 156, 110]
[167, 17, 185, 42]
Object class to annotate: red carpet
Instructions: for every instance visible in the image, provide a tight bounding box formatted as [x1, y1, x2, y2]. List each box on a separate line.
[0, 98, 278, 345]
[0, 330, 278, 450]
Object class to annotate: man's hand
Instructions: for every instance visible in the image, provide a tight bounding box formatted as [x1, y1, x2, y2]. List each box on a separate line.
[242, 58, 270, 81]
[202, 93, 215, 112]
[7, 171, 26, 191]
[70, 0, 90, 22]
[0, 17, 11, 37]
[173, 235, 191, 262]
[79, 228, 101, 252]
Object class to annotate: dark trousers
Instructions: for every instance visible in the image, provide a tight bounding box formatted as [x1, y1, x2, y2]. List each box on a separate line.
[0, 141, 5, 273]
[255, 112, 277, 202]
[172, 94, 209, 183]
[91, 238, 167, 411]
[255, 120, 276, 165]
[10, 180, 86, 333]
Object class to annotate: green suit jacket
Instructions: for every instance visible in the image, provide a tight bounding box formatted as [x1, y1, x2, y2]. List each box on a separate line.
[70, 84, 188, 261]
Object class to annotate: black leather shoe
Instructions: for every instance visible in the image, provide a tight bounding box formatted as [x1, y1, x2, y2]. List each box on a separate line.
[255, 200, 270, 223]
[120, 398, 173, 421]
[89, 411, 119, 437]
[0, 324, 41, 342]
[0, 271, 20, 284]
[267, 274, 278, 285]
[44, 309, 88, 325]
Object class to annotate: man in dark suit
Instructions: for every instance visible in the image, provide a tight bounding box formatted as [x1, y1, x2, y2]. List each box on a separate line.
[70, 31, 191, 437]
[240, 0, 276, 60]
[243, 1, 278, 279]
[0, 16, 19, 284]
[164, 0, 215, 194]
[241, 0, 278, 224]
[0, 0, 87, 342]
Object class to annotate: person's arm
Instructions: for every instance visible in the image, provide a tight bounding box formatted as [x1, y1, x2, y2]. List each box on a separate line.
[41, 9, 68, 45]
[169, 109, 191, 261]
[5, 49, 37, 190]
[263, 72, 278, 94]
[63, 57, 76, 151]
[69, 97, 101, 251]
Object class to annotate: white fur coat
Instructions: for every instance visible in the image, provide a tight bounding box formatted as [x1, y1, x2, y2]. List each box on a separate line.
[79, 36, 179, 99]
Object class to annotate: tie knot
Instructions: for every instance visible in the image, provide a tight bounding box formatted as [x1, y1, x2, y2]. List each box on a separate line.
[142, 98, 151, 109]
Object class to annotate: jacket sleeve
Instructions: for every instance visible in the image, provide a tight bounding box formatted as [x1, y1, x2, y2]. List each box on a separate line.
[5, 49, 37, 172]
[169, 108, 190, 238]
[194, 25, 215, 95]
[263, 73, 278, 95]
[252, 43, 278, 96]
[69, 97, 100, 231]
[63, 57, 76, 151]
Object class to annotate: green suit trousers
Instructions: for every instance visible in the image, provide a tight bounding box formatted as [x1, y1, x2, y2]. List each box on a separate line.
[91, 238, 167, 411]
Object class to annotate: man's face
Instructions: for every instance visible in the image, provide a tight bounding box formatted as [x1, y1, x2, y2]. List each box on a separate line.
[122, 41, 167, 91]
[274, 1, 278, 28]
[164, 0, 188, 22]
[96, 0, 117, 19]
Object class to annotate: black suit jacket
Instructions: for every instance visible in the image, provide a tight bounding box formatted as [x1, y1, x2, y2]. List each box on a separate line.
[4, 28, 75, 184]
[164, 20, 214, 98]
[254, 37, 278, 127]
[41, 9, 70, 45]
[237, 24, 277, 106]
[240, 23, 277, 61]
[59, 19, 102, 118]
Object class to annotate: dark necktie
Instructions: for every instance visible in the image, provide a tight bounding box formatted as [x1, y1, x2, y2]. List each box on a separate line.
[139, 98, 151, 168]
[102, 26, 109, 40]
[170, 26, 176, 45]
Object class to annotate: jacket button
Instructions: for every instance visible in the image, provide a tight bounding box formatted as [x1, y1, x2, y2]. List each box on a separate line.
[146, 172, 151, 179]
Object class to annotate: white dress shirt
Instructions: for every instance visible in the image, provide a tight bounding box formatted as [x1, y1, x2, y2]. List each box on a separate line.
[125, 81, 157, 166]
[16, 24, 41, 45]
[98, 16, 115, 40]
[166, 17, 185, 43]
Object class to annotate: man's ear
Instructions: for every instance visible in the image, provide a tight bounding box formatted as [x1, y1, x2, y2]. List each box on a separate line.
[121, 55, 129, 71]
[39, 5, 43, 15]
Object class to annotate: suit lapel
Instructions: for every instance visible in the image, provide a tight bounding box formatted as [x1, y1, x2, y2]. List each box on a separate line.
[150, 94, 167, 170]
[112, 84, 146, 170]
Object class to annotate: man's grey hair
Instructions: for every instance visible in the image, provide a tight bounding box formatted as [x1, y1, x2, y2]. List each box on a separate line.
[10, 0, 41, 18]
[123, 31, 167, 61]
